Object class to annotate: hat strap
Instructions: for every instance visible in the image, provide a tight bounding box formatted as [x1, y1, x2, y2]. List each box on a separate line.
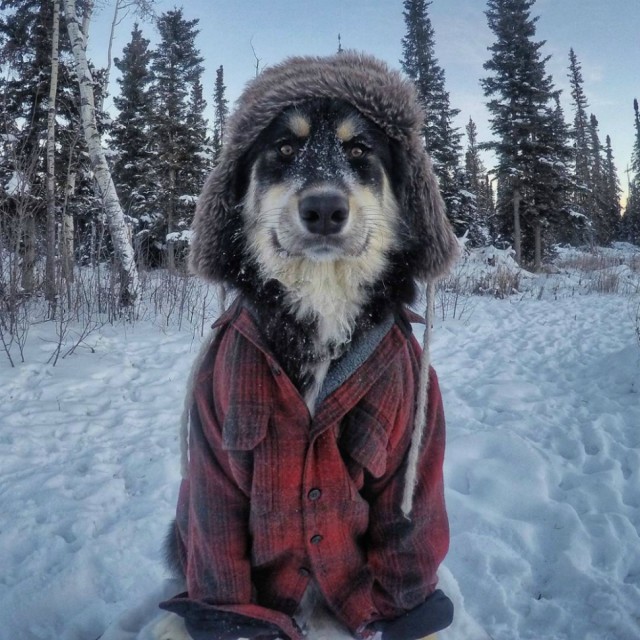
[401, 280, 435, 518]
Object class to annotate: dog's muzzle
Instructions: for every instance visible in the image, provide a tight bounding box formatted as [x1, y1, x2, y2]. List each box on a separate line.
[298, 190, 349, 236]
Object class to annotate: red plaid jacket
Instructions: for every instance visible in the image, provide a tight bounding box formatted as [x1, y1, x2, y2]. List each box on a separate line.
[163, 301, 449, 639]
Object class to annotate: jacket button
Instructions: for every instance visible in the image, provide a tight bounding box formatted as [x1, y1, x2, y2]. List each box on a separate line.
[298, 567, 311, 577]
[310, 534, 323, 545]
[308, 488, 322, 501]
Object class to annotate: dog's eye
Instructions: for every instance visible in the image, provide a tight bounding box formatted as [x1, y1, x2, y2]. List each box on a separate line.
[347, 144, 367, 159]
[278, 143, 296, 158]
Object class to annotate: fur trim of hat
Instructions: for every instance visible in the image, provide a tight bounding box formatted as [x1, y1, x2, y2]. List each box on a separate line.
[189, 51, 458, 285]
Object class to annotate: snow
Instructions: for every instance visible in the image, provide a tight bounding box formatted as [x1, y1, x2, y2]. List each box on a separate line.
[438, 295, 639, 640]
[165, 230, 193, 244]
[4, 170, 31, 195]
[1, 245, 640, 640]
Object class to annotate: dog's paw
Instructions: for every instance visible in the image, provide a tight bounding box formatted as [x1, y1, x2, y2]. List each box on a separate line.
[149, 612, 192, 640]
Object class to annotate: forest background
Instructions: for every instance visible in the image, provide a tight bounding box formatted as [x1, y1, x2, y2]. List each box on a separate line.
[1, 0, 640, 361]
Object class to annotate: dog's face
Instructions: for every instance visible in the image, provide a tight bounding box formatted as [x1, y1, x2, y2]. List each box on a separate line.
[240, 99, 401, 283]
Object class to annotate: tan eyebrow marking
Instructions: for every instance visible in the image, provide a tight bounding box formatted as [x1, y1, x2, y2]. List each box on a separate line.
[336, 116, 361, 142]
[287, 113, 311, 138]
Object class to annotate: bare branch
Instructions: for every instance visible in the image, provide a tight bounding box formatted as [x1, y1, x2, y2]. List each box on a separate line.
[250, 37, 263, 78]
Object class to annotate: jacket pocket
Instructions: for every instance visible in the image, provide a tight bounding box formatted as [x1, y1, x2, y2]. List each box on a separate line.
[340, 405, 390, 480]
[221, 404, 273, 514]
[221, 403, 270, 451]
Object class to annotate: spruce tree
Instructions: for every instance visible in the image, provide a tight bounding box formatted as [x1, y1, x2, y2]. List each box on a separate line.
[587, 113, 605, 244]
[183, 77, 210, 195]
[0, 0, 54, 163]
[481, 0, 572, 268]
[400, 0, 463, 232]
[148, 8, 207, 268]
[462, 118, 492, 245]
[212, 65, 229, 164]
[565, 49, 622, 247]
[464, 119, 483, 196]
[535, 96, 575, 252]
[111, 22, 154, 250]
[602, 135, 622, 243]
[567, 49, 591, 229]
[623, 99, 640, 244]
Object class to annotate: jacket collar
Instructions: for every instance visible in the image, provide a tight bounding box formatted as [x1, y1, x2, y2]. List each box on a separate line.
[215, 296, 403, 388]
[214, 296, 411, 425]
[317, 314, 395, 406]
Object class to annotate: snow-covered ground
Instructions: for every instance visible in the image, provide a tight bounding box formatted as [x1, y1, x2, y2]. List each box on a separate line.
[2, 245, 640, 640]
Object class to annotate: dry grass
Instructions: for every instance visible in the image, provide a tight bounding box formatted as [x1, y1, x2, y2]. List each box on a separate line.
[554, 247, 640, 296]
[588, 271, 621, 294]
[555, 252, 640, 274]
[470, 266, 522, 299]
[0, 260, 219, 366]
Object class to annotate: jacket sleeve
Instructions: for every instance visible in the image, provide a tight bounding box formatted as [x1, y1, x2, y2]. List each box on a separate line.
[160, 328, 303, 640]
[180, 387, 253, 603]
[363, 360, 450, 622]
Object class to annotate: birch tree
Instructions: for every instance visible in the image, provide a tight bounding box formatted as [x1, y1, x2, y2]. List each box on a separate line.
[45, 0, 61, 302]
[63, 0, 139, 306]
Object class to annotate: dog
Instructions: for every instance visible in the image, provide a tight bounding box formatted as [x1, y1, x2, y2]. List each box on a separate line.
[161, 53, 457, 640]
[164, 92, 408, 576]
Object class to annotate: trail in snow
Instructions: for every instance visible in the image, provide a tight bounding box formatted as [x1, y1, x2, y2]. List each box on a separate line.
[1, 326, 188, 639]
[1, 248, 640, 640]
[436, 295, 640, 640]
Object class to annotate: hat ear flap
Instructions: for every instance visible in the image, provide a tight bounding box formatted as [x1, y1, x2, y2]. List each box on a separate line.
[402, 144, 459, 282]
[188, 162, 244, 283]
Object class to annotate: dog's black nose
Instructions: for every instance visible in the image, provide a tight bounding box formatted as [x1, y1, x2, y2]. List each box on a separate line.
[299, 192, 349, 235]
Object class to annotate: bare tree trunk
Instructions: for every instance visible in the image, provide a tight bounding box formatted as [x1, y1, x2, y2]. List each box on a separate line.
[96, 0, 157, 112]
[167, 165, 176, 271]
[80, 1, 92, 39]
[100, 0, 120, 111]
[513, 186, 522, 265]
[16, 151, 40, 295]
[533, 219, 542, 272]
[61, 175, 75, 282]
[21, 213, 36, 293]
[63, 0, 139, 307]
[45, 0, 61, 304]
[61, 127, 81, 282]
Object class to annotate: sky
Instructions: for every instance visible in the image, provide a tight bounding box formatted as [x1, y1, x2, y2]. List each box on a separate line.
[88, 0, 640, 200]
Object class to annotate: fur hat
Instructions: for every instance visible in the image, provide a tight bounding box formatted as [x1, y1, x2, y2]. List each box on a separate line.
[189, 51, 458, 285]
